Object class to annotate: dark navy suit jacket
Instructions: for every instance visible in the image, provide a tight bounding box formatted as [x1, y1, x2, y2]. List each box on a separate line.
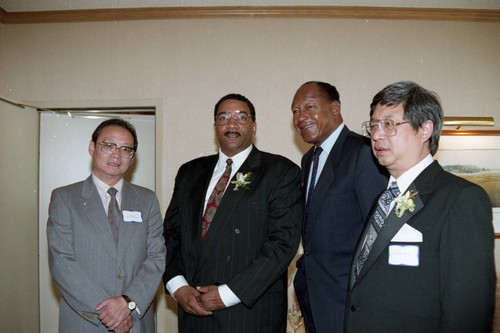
[294, 126, 388, 333]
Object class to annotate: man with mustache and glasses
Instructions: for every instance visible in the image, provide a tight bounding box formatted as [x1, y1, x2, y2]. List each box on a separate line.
[47, 119, 166, 333]
[163, 93, 303, 332]
[345, 81, 495, 333]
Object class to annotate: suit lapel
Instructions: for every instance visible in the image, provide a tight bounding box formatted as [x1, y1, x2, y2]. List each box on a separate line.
[116, 182, 139, 266]
[353, 185, 424, 286]
[190, 157, 218, 241]
[305, 126, 349, 242]
[81, 176, 117, 260]
[352, 161, 441, 288]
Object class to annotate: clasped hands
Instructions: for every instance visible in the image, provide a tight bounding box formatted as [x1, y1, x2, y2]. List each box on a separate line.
[174, 285, 227, 316]
[95, 296, 133, 333]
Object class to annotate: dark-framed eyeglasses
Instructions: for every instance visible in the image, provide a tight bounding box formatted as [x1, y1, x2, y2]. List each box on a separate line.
[215, 110, 252, 126]
[362, 120, 410, 137]
[99, 140, 135, 159]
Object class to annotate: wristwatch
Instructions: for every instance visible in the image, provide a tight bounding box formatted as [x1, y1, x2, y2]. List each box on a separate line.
[122, 295, 136, 311]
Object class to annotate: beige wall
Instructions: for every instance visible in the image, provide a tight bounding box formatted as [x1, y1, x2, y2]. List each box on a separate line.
[0, 16, 499, 332]
[0, 101, 39, 331]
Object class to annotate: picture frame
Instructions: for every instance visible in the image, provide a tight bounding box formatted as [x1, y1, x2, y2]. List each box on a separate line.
[435, 130, 500, 237]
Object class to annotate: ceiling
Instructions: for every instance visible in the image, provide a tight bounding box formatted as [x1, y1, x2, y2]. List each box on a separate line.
[0, 0, 499, 12]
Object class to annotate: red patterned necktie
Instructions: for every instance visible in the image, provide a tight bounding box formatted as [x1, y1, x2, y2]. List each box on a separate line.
[201, 158, 233, 240]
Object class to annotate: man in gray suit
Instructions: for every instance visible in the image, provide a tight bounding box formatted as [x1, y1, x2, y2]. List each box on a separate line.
[163, 93, 303, 332]
[47, 119, 166, 333]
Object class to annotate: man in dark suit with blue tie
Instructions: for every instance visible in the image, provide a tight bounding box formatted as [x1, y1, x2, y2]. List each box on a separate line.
[345, 81, 496, 332]
[163, 93, 303, 332]
[291, 81, 388, 333]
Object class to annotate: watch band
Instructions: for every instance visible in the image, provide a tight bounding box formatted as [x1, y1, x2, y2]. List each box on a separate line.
[121, 295, 136, 311]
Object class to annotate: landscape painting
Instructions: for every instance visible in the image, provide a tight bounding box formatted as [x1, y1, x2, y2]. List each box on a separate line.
[435, 131, 500, 235]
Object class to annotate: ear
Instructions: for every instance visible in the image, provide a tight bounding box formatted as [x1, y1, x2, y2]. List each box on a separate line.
[89, 140, 95, 157]
[252, 121, 257, 136]
[330, 100, 341, 117]
[421, 120, 434, 143]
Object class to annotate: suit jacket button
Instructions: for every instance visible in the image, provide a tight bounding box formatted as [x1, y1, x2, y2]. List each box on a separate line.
[117, 275, 123, 280]
[351, 305, 357, 312]
[235, 229, 240, 234]
[226, 256, 231, 262]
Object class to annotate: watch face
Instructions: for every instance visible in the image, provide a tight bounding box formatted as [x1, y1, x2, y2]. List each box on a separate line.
[128, 301, 136, 310]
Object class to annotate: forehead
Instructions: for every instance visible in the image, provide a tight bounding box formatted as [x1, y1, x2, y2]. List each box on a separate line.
[293, 84, 327, 104]
[372, 103, 404, 119]
[97, 125, 133, 142]
[216, 99, 250, 113]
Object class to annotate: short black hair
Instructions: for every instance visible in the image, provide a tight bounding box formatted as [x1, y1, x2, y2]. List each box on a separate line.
[214, 93, 256, 122]
[91, 118, 138, 151]
[302, 81, 341, 103]
[370, 81, 443, 155]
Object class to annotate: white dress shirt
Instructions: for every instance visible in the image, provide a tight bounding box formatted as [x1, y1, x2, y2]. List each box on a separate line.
[387, 154, 434, 211]
[306, 123, 345, 195]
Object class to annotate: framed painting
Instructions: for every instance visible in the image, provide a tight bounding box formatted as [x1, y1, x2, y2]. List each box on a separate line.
[435, 130, 500, 237]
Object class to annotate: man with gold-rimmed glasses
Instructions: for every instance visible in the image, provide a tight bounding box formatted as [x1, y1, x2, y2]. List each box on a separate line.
[346, 81, 495, 333]
[47, 118, 166, 333]
[163, 93, 303, 333]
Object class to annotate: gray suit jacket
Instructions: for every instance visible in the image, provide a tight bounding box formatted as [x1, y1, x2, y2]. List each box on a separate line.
[47, 176, 166, 333]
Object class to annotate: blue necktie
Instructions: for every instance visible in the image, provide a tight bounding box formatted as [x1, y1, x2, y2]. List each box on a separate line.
[353, 181, 400, 282]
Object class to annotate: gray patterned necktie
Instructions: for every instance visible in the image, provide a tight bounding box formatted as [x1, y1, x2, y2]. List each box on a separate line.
[353, 181, 400, 282]
[107, 187, 120, 246]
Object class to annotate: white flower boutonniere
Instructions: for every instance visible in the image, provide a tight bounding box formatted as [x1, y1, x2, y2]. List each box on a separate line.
[231, 172, 252, 191]
[394, 190, 419, 218]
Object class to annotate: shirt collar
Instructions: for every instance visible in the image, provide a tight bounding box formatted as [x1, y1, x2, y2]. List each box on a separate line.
[92, 173, 124, 193]
[390, 154, 434, 194]
[318, 123, 344, 155]
[217, 144, 253, 172]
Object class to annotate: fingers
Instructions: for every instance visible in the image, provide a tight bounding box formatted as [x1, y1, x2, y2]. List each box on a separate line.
[196, 285, 226, 311]
[96, 296, 130, 330]
[114, 315, 134, 333]
[175, 286, 213, 316]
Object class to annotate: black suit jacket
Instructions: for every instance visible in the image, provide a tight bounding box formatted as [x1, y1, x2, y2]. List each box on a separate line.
[345, 161, 496, 333]
[163, 146, 303, 333]
[294, 126, 388, 333]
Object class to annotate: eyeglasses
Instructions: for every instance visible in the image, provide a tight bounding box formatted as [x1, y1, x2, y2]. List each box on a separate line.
[99, 141, 135, 159]
[362, 120, 410, 137]
[215, 111, 252, 126]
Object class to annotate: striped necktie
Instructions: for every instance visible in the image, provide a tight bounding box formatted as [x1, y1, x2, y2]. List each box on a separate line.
[353, 181, 400, 282]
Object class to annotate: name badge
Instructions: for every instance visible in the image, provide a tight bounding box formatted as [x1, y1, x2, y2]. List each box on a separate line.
[122, 210, 143, 223]
[388, 245, 419, 267]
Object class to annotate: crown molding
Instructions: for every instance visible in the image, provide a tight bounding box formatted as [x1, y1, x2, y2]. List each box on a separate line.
[0, 6, 499, 24]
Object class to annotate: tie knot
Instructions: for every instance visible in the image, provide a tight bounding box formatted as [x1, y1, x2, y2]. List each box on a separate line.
[226, 158, 233, 166]
[107, 187, 118, 197]
[380, 181, 400, 206]
[313, 146, 323, 158]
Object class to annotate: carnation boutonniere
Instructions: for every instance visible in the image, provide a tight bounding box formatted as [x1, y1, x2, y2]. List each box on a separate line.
[231, 172, 252, 191]
[394, 190, 419, 218]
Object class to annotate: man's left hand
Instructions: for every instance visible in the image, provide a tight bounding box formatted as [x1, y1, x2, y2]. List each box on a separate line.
[95, 296, 131, 330]
[196, 285, 227, 311]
